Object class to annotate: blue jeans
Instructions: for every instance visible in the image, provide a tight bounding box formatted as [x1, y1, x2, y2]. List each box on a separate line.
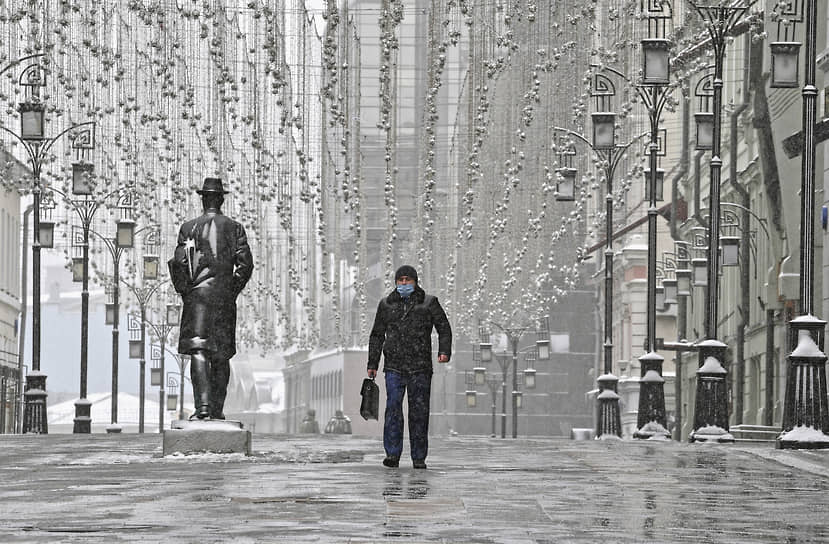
[384, 371, 431, 461]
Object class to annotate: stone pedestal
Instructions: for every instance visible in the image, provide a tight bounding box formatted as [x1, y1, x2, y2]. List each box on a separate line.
[163, 420, 252, 456]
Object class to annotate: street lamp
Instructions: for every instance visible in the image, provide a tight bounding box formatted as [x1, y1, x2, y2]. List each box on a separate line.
[554, 70, 648, 439]
[0, 53, 97, 434]
[478, 317, 550, 438]
[631, 0, 674, 440]
[123, 279, 167, 433]
[146, 303, 180, 433]
[773, 0, 829, 448]
[87, 222, 142, 430]
[170, 352, 190, 421]
[44, 184, 131, 433]
[685, 0, 757, 444]
[465, 362, 502, 438]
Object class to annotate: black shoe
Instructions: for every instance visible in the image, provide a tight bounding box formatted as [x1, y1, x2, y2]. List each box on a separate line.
[382, 456, 400, 468]
[413, 460, 427, 469]
[210, 412, 226, 420]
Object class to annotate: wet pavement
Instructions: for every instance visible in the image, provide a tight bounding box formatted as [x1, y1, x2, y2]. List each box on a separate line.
[1, 432, 828, 543]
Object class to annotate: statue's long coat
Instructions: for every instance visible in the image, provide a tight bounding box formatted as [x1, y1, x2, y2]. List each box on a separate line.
[168, 210, 254, 359]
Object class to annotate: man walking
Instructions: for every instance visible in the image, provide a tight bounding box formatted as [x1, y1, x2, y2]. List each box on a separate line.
[367, 265, 452, 469]
[168, 177, 254, 420]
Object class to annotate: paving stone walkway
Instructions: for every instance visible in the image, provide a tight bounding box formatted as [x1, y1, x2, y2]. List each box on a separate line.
[1, 433, 828, 543]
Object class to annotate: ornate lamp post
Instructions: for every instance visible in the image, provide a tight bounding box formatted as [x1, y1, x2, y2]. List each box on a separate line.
[466, 349, 501, 438]
[685, 0, 756, 444]
[43, 184, 132, 433]
[479, 317, 550, 438]
[554, 71, 649, 439]
[167, 353, 190, 421]
[769, 0, 829, 448]
[122, 278, 167, 433]
[146, 302, 180, 433]
[88, 217, 142, 430]
[631, 0, 675, 439]
[0, 54, 97, 433]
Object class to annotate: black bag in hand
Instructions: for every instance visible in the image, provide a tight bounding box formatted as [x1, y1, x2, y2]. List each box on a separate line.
[360, 377, 379, 420]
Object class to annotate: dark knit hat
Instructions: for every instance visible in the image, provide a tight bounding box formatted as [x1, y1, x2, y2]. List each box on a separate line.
[394, 265, 418, 283]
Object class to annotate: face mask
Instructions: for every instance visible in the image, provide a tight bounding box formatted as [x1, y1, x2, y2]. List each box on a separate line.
[396, 283, 415, 298]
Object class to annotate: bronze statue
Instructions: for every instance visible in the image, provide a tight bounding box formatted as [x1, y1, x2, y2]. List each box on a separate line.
[168, 177, 254, 420]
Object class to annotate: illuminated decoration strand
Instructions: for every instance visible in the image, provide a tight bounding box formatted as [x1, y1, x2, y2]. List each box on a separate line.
[378, 0, 403, 286]
[0, 0, 326, 356]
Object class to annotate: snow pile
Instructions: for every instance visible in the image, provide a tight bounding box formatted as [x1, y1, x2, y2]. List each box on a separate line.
[780, 425, 829, 443]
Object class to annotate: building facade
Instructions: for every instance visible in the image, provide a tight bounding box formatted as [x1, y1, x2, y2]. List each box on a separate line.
[0, 149, 25, 433]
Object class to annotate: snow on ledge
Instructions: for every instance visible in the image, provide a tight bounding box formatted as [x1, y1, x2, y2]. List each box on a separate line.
[171, 420, 245, 432]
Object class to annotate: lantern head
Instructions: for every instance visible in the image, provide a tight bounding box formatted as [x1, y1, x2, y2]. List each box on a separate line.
[18, 101, 45, 141]
[555, 167, 577, 202]
[641, 38, 671, 86]
[72, 162, 95, 195]
[769, 42, 801, 88]
[116, 219, 135, 248]
[38, 221, 54, 248]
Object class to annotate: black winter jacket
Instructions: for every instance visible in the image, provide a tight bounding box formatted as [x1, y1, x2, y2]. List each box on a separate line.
[367, 285, 452, 375]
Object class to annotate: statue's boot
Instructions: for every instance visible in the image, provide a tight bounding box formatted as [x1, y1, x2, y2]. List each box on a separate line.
[189, 352, 211, 419]
[209, 357, 230, 419]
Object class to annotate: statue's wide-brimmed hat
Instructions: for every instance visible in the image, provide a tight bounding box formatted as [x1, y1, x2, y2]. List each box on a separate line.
[196, 177, 229, 194]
